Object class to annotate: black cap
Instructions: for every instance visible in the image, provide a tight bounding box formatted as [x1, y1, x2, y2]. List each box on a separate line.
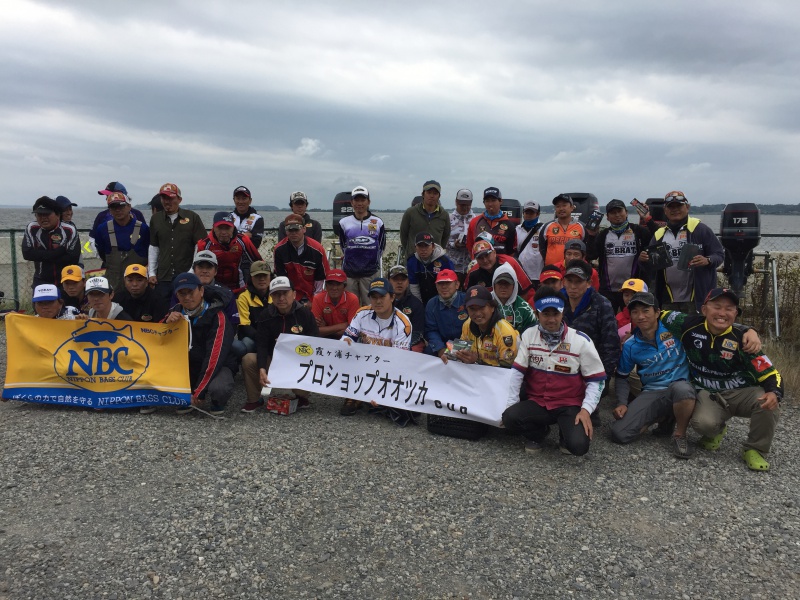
[483, 187, 502, 200]
[465, 285, 493, 307]
[627, 292, 657, 308]
[552, 193, 574, 206]
[563, 259, 592, 281]
[606, 199, 626, 212]
[233, 186, 251, 198]
[704, 287, 742, 314]
[149, 194, 164, 210]
[415, 232, 434, 245]
[32, 196, 60, 215]
[564, 239, 587, 254]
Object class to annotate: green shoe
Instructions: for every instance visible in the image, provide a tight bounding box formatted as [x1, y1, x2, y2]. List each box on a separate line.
[742, 449, 770, 472]
[699, 425, 727, 451]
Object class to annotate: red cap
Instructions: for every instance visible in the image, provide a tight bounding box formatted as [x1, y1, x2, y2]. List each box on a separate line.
[435, 269, 458, 283]
[325, 269, 347, 284]
[540, 267, 563, 282]
[159, 182, 181, 198]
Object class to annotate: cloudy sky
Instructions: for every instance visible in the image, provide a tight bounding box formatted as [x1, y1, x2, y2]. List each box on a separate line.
[2, 0, 799, 210]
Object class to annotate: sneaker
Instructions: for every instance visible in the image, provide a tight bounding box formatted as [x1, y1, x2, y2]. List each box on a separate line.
[653, 416, 676, 437]
[742, 448, 770, 471]
[240, 400, 264, 413]
[524, 439, 544, 453]
[175, 406, 194, 415]
[340, 398, 362, 416]
[672, 435, 691, 459]
[699, 425, 727, 451]
[296, 396, 311, 410]
[208, 408, 225, 417]
[139, 406, 158, 415]
[559, 443, 572, 455]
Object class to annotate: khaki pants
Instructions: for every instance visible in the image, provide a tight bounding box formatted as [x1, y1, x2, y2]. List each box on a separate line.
[347, 272, 379, 307]
[690, 386, 780, 454]
[242, 352, 308, 404]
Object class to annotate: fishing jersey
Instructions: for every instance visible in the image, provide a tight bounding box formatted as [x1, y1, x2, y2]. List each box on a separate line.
[617, 321, 689, 391]
[592, 224, 651, 292]
[538, 220, 586, 266]
[497, 296, 537, 335]
[460, 312, 519, 368]
[343, 306, 411, 349]
[465, 214, 517, 256]
[660, 311, 782, 397]
[338, 213, 386, 278]
[230, 208, 265, 249]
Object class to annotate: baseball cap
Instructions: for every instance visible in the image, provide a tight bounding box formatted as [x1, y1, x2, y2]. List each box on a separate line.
[422, 180, 441, 193]
[473, 240, 494, 258]
[284, 213, 304, 230]
[32, 196, 60, 215]
[704, 287, 741, 312]
[193, 249, 218, 266]
[627, 292, 657, 308]
[32, 284, 60, 302]
[368, 277, 393, 296]
[465, 285, 492, 307]
[107, 191, 130, 206]
[606, 199, 626, 212]
[389, 265, 409, 278]
[564, 239, 587, 254]
[212, 211, 236, 229]
[269, 276, 293, 293]
[352, 186, 369, 198]
[435, 269, 458, 283]
[85, 276, 112, 294]
[523, 201, 540, 212]
[325, 269, 347, 283]
[159, 183, 181, 198]
[98, 182, 128, 196]
[124, 264, 148, 278]
[494, 271, 515, 285]
[664, 190, 689, 204]
[55, 196, 77, 210]
[539, 265, 563, 283]
[563, 260, 592, 281]
[173, 272, 202, 292]
[61, 265, 85, 283]
[233, 186, 251, 198]
[249, 261, 271, 277]
[415, 232, 434, 246]
[456, 189, 473, 203]
[534, 295, 565, 313]
[148, 194, 163, 209]
[483, 187, 502, 200]
[476, 231, 494, 245]
[618, 279, 648, 294]
[290, 191, 308, 204]
[552, 193, 574, 206]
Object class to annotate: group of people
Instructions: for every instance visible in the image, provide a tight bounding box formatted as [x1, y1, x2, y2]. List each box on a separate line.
[21, 181, 782, 471]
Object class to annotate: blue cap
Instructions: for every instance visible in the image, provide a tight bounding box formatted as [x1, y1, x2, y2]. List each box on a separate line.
[55, 196, 77, 210]
[99, 181, 128, 196]
[534, 295, 565, 313]
[483, 187, 502, 200]
[368, 277, 394, 296]
[173, 272, 202, 293]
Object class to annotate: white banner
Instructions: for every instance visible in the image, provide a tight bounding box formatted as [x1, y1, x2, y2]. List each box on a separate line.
[267, 334, 511, 426]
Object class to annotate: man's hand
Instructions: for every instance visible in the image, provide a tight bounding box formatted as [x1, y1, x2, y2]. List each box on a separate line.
[612, 405, 628, 420]
[454, 349, 478, 364]
[758, 391, 779, 411]
[575, 408, 593, 439]
[638, 250, 650, 263]
[74, 313, 89, 320]
[315, 315, 325, 327]
[742, 329, 762, 354]
[342, 337, 353, 346]
[689, 255, 711, 268]
[259, 368, 270, 388]
[148, 276, 158, 286]
[164, 311, 183, 324]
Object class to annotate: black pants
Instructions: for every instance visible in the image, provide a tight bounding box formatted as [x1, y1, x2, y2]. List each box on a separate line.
[503, 401, 591, 456]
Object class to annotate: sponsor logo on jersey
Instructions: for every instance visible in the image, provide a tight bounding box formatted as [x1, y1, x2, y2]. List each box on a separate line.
[751, 355, 773, 372]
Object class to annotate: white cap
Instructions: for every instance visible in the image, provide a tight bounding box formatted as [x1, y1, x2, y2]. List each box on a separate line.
[269, 276, 292, 293]
[524, 201, 540, 212]
[86, 276, 112, 294]
[351, 186, 369, 198]
[456, 189, 473, 202]
[32, 284, 59, 302]
[193, 250, 218, 266]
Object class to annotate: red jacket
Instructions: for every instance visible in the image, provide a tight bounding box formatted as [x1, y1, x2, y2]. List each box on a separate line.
[273, 237, 330, 303]
[197, 233, 262, 294]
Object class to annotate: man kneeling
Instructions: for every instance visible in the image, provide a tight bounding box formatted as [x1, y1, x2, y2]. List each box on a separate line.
[503, 287, 606, 456]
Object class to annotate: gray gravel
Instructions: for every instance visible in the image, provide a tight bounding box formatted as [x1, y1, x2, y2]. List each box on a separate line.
[1, 339, 799, 599]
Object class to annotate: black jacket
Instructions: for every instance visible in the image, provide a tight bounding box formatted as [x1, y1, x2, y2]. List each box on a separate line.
[116, 286, 165, 322]
[562, 288, 620, 378]
[393, 291, 425, 346]
[255, 301, 320, 370]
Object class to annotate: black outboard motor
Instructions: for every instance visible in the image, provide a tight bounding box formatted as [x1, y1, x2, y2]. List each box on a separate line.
[501, 198, 521, 226]
[332, 191, 353, 237]
[565, 193, 599, 224]
[720, 203, 761, 297]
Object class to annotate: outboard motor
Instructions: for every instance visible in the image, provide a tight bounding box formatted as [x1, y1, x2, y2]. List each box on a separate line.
[720, 203, 761, 296]
[565, 193, 599, 224]
[332, 191, 353, 237]
[411, 195, 423, 207]
[500, 198, 521, 226]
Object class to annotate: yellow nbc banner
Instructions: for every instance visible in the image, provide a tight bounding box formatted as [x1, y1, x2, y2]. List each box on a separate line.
[3, 314, 191, 409]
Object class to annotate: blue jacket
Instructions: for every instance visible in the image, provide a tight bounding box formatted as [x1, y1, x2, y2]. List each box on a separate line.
[424, 291, 468, 355]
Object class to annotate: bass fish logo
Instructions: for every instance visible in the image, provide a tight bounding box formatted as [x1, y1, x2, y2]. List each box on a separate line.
[53, 321, 149, 392]
[295, 343, 314, 356]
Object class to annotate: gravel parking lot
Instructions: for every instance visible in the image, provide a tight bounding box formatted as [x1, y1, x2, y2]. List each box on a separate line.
[1, 338, 799, 599]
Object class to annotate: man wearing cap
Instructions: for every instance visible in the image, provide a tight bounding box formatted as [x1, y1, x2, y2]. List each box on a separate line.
[149, 194, 164, 216]
[660, 288, 780, 471]
[22, 196, 81, 288]
[399, 180, 451, 260]
[503, 286, 607, 456]
[75, 277, 132, 321]
[587, 199, 652, 312]
[196, 211, 262, 294]
[338, 186, 386, 305]
[424, 270, 468, 357]
[61, 265, 89, 314]
[465, 187, 517, 257]
[274, 213, 329, 304]
[539, 194, 586, 267]
[491, 263, 537, 335]
[311, 269, 360, 339]
[162, 272, 236, 416]
[447, 189, 476, 285]
[230, 186, 266, 249]
[554, 239, 600, 291]
[640, 191, 724, 313]
[244, 277, 318, 413]
[93, 191, 150, 292]
[189, 250, 240, 331]
[539, 264, 564, 290]
[55, 196, 77, 227]
[236, 261, 272, 353]
[277, 191, 322, 244]
[388, 265, 426, 352]
[148, 183, 207, 315]
[615, 278, 649, 335]
[465, 240, 533, 301]
[406, 232, 455, 306]
[447, 285, 518, 368]
[115, 264, 165, 322]
[612, 292, 697, 458]
[515, 201, 545, 286]
[31, 284, 80, 320]
[89, 182, 146, 250]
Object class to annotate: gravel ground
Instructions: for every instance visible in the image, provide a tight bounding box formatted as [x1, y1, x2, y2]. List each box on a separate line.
[1, 334, 799, 599]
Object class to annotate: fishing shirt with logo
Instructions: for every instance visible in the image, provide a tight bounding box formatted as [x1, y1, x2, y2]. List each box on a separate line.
[460, 315, 519, 368]
[538, 220, 586, 266]
[343, 307, 412, 349]
[617, 321, 689, 391]
[338, 213, 386, 278]
[660, 311, 782, 396]
[597, 225, 648, 291]
[255, 301, 320, 370]
[150, 209, 207, 281]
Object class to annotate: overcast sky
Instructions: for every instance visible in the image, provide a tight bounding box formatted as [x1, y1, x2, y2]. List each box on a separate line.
[2, 0, 799, 210]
